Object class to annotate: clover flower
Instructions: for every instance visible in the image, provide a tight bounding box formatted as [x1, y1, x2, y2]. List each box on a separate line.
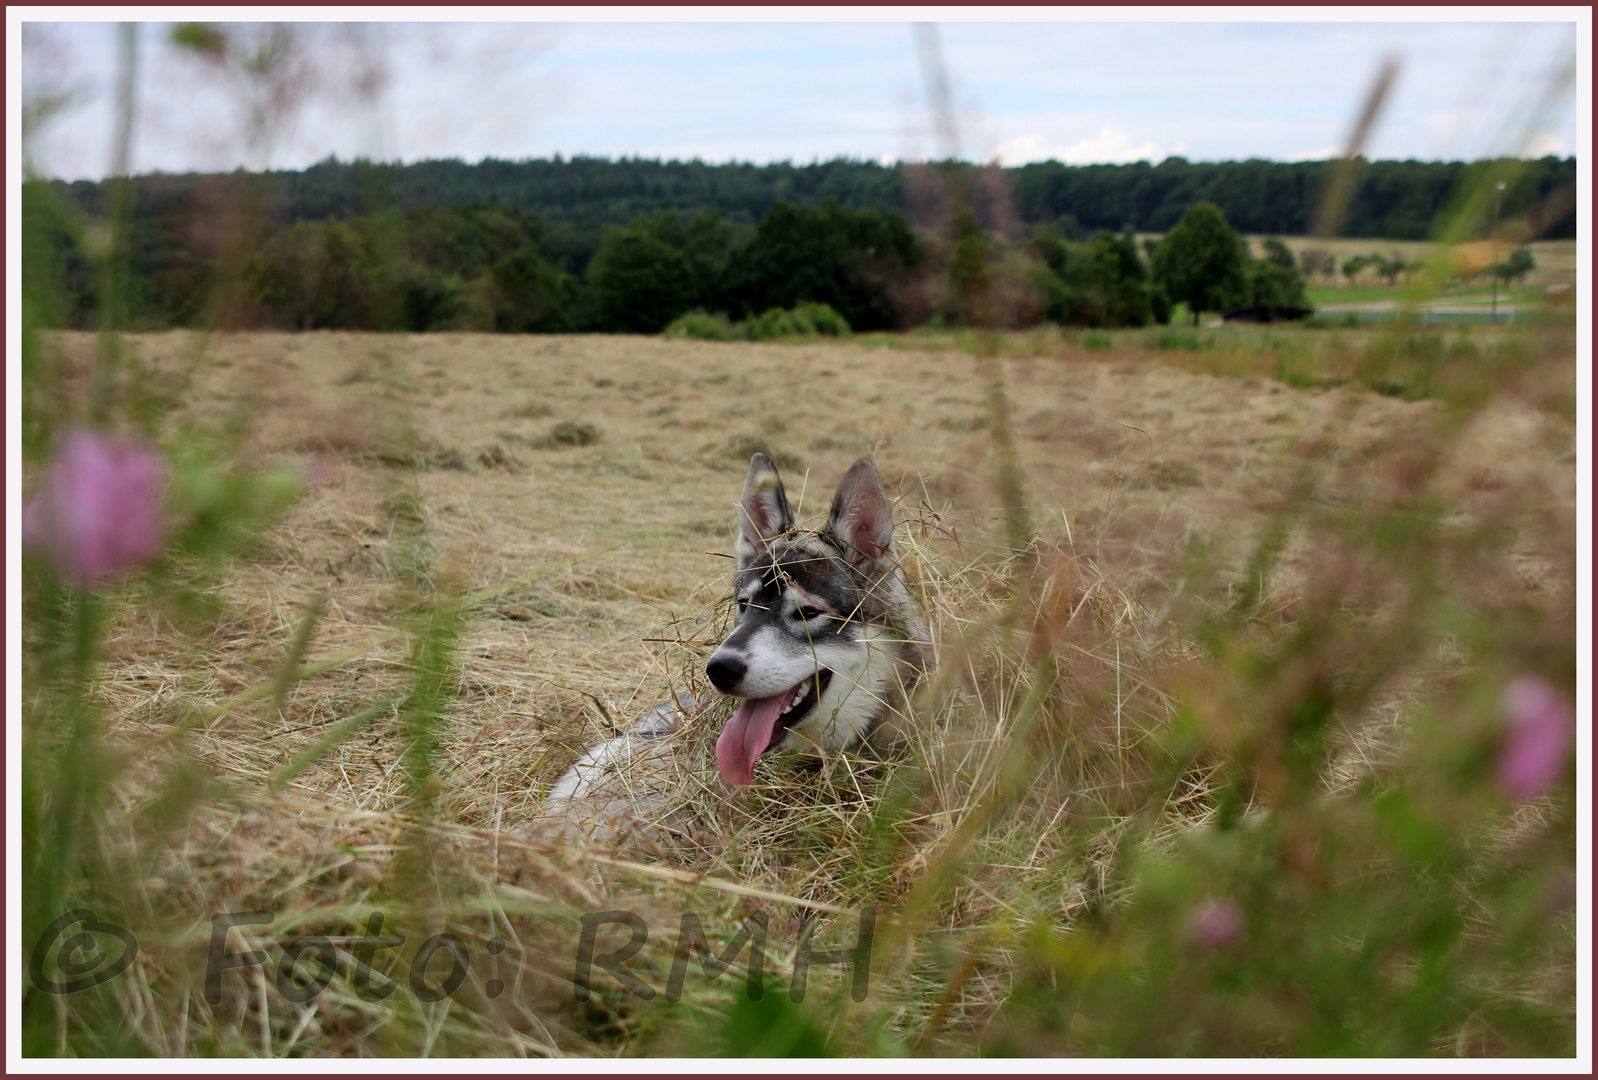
[1186, 896, 1244, 950]
[1497, 676, 1575, 801]
[23, 429, 166, 584]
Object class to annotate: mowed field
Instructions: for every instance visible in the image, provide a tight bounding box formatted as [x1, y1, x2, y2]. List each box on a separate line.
[94, 329, 1573, 779]
[43, 327, 1578, 1056]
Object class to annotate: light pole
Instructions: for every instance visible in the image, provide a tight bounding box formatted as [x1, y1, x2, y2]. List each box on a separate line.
[1490, 180, 1505, 326]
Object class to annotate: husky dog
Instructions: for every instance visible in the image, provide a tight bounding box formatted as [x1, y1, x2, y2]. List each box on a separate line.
[538, 453, 929, 840]
[706, 452, 930, 785]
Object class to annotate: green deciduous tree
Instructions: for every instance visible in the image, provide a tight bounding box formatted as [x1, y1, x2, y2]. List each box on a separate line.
[1246, 259, 1309, 311]
[1496, 247, 1536, 284]
[585, 226, 697, 333]
[1034, 230, 1154, 328]
[1378, 254, 1407, 286]
[492, 247, 576, 332]
[251, 219, 385, 330]
[1151, 202, 1247, 324]
[720, 199, 919, 331]
[1260, 236, 1296, 270]
[1298, 248, 1336, 283]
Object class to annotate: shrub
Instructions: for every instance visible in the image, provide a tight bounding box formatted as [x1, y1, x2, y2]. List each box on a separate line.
[663, 310, 744, 342]
[748, 307, 801, 341]
[792, 301, 851, 336]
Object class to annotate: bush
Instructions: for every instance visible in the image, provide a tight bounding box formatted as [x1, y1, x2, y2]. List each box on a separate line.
[792, 301, 851, 336]
[748, 307, 802, 341]
[664, 303, 849, 342]
[663, 310, 744, 342]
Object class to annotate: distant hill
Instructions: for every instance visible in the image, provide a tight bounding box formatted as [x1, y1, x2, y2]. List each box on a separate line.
[48, 153, 1576, 240]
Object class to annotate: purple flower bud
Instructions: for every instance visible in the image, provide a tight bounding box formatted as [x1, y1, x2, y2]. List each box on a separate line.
[1186, 896, 1243, 950]
[303, 454, 335, 489]
[1497, 676, 1575, 801]
[22, 429, 166, 584]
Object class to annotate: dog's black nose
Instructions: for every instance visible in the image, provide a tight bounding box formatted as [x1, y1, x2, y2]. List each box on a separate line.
[706, 655, 746, 692]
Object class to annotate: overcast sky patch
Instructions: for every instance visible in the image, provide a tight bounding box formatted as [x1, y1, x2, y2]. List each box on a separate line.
[17, 16, 1582, 181]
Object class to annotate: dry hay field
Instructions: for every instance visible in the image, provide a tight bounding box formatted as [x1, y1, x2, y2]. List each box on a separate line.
[45, 328, 1577, 1056]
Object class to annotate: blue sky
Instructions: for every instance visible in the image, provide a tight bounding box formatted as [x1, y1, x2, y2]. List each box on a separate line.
[17, 14, 1584, 181]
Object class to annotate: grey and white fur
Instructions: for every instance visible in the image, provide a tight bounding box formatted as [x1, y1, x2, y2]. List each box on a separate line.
[536, 453, 930, 841]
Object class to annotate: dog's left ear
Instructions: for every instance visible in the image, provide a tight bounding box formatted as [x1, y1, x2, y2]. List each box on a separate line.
[824, 459, 896, 574]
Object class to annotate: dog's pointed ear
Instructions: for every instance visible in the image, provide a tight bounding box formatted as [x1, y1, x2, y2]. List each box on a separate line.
[824, 459, 896, 574]
[736, 452, 794, 565]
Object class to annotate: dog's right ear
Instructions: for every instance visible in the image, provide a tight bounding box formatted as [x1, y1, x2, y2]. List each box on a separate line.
[736, 452, 794, 565]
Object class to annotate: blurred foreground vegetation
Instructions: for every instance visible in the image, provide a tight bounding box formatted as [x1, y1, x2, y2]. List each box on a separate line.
[20, 22, 1578, 1061]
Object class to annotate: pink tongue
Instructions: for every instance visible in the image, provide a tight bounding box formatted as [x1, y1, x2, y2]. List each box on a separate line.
[716, 686, 799, 786]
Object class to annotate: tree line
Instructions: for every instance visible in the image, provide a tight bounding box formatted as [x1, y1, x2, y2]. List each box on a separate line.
[46, 152, 1575, 239]
[25, 187, 929, 335]
[30, 171, 1322, 335]
[29, 150, 1566, 336]
[1008, 155, 1575, 240]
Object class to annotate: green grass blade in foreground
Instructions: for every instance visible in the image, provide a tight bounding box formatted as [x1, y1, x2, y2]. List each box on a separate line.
[270, 699, 396, 794]
[267, 593, 325, 714]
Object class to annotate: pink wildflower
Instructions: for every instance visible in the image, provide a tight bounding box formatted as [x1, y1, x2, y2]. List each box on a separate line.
[22, 429, 166, 584]
[1497, 676, 1576, 801]
[1186, 897, 1244, 950]
[302, 453, 335, 488]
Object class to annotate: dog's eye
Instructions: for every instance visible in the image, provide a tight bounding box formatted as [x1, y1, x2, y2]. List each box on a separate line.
[794, 606, 828, 623]
[736, 598, 749, 612]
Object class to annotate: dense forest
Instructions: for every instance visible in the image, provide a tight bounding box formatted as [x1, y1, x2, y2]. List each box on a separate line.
[1008, 155, 1575, 239]
[49, 153, 1577, 237]
[27, 153, 1573, 335]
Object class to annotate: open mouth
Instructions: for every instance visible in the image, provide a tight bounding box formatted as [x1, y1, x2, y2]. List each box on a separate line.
[715, 669, 833, 786]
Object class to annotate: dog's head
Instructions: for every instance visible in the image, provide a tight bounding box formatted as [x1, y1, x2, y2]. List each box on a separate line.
[706, 453, 927, 786]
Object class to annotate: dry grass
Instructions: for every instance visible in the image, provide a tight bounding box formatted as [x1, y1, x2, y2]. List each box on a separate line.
[33, 327, 1577, 1056]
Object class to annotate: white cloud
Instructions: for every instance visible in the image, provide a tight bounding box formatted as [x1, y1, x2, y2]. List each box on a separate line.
[989, 126, 1165, 167]
[987, 132, 1051, 165]
[1286, 144, 1343, 162]
[1525, 130, 1572, 158]
[1056, 127, 1166, 165]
